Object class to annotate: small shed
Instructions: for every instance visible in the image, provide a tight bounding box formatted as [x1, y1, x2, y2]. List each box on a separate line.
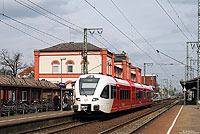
[0, 76, 60, 115]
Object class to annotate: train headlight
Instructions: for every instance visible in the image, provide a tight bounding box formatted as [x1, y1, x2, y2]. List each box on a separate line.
[76, 98, 80, 101]
[92, 98, 99, 101]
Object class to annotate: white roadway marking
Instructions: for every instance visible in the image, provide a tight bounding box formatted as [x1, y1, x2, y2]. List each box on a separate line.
[166, 105, 183, 134]
[0, 112, 67, 123]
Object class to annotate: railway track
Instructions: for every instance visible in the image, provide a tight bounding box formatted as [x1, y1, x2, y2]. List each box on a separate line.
[18, 99, 177, 134]
[99, 100, 178, 134]
[18, 120, 96, 134]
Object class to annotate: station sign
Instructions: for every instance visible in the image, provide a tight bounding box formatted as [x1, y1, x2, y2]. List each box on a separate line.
[59, 82, 66, 87]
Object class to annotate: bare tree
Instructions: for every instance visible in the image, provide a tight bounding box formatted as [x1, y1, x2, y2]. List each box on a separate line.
[0, 67, 12, 76]
[0, 49, 27, 77]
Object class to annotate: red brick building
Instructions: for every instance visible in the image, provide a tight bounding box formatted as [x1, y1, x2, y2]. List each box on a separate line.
[141, 75, 157, 91]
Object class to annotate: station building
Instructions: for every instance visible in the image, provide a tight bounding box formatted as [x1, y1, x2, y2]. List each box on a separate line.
[34, 42, 142, 92]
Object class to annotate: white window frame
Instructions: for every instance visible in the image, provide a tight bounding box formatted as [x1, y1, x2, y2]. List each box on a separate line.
[53, 62, 59, 73]
[22, 91, 27, 101]
[68, 62, 73, 73]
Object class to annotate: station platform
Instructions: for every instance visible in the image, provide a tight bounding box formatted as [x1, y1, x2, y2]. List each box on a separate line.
[0, 110, 74, 134]
[138, 104, 200, 134]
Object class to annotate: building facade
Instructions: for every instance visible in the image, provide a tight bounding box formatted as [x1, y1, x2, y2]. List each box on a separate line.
[34, 42, 142, 89]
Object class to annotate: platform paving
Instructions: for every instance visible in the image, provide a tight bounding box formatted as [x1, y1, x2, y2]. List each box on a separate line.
[137, 104, 200, 134]
[172, 105, 200, 134]
[0, 110, 73, 127]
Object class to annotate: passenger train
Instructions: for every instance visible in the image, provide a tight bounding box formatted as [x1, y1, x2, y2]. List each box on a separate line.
[73, 74, 153, 114]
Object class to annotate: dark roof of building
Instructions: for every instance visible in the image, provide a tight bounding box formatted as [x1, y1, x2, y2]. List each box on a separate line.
[0, 77, 59, 89]
[39, 42, 102, 52]
[114, 54, 126, 62]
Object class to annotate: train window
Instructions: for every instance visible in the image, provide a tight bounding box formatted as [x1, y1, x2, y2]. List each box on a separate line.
[139, 91, 143, 99]
[120, 90, 123, 100]
[120, 90, 130, 100]
[125, 90, 128, 100]
[136, 91, 140, 99]
[147, 92, 151, 98]
[100, 85, 109, 99]
[79, 78, 100, 95]
[128, 90, 130, 100]
[136, 90, 143, 99]
[117, 85, 119, 100]
[111, 86, 116, 99]
[144, 90, 146, 98]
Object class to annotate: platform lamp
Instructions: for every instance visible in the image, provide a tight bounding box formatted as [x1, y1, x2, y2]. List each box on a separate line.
[60, 58, 66, 111]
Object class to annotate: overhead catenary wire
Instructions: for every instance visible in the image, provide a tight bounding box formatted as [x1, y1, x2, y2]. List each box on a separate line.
[11, 0, 131, 71]
[84, 0, 180, 72]
[84, 0, 190, 80]
[154, 0, 192, 42]
[156, 49, 197, 72]
[1, 13, 66, 42]
[12, 0, 181, 80]
[14, 0, 122, 56]
[84, 0, 160, 64]
[14, 0, 142, 66]
[110, 0, 156, 51]
[0, 19, 51, 45]
[110, 0, 174, 78]
[167, 0, 196, 41]
[166, 0, 197, 65]
[14, 0, 83, 34]
[1, 0, 181, 82]
[25, 0, 83, 30]
[26, 0, 123, 55]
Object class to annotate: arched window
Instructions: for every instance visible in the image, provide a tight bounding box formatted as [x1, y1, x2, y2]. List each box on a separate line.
[51, 60, 60, 73]
[53, 62, 59, 73]
[68, 61, 73, 73]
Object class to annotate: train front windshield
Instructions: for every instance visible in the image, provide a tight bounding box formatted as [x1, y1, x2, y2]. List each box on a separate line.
[79, 78, 100, 95]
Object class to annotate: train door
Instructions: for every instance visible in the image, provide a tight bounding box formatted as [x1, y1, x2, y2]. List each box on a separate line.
[117, 84, 120, 111]
[143, 88, 147, 104]
[141, 89, 145, 104]
[132, 86, 136, 107]
[108, 85, 112, 111]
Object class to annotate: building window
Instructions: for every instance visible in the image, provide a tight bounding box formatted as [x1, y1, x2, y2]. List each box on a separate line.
[66, 60, 75, 73]
[53, 62, 59, 73]
[22, 91, 27, 101]
[68, 61, 73, 73]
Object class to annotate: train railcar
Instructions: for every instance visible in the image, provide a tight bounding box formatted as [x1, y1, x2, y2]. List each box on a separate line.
[73, 74, 153, 114]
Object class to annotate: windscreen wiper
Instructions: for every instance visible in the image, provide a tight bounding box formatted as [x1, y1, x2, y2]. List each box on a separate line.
[81, 88, 87, 97]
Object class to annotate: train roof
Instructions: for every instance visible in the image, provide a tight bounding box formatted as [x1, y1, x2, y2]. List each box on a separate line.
[133, 83, 143, 88]
[142, 85, 153, 90]
[115, 78, 130, 85]
[78, 74, 116, 83]
[79, 74, 112, 79]
[132, 83, 153, 90]
[77, 74, 153, 91]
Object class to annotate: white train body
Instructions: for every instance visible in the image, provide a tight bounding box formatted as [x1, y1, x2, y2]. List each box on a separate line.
[73, 74, 153, 114]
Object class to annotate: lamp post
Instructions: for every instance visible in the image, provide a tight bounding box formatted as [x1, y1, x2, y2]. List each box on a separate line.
[60, 58, 66, 111]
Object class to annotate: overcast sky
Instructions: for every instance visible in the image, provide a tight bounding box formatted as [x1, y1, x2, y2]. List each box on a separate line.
[0, 0, 198, 91]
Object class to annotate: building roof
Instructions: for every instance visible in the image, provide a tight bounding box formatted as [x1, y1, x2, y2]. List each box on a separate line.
[180, 77, 199, 90]
[18, 66, 34, 78]
[114, 54, 126, 62]
[0, 76, 59, 89]
[39, 42, 102, 52]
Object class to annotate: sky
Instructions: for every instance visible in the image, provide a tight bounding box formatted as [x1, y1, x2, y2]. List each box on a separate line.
[0, 0, 198, 92]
